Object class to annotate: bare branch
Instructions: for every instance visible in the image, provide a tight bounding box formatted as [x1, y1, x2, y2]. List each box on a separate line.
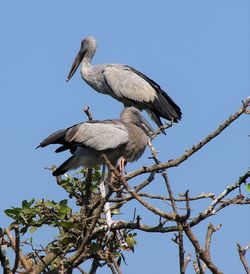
[126, 97, 250, 180]
[89, 258, 100, 274]
[183, 253, 192, 273]
[5, 227, 30, 272]
[0, 229, 11, 274]
[12, 225, 20, 273]
[151, 121, 173, 139]
[162, 172, 177, 214]
[237, 243, 250, 274]
[189, 170, 250, 227]
[177, 229, 185, 274]
[83, 105, 93, 121]
[183, 223, 223, 274]
[102, 154, 176, 220]
[205, 223, 222, 260]
[201, 223, 222, 273]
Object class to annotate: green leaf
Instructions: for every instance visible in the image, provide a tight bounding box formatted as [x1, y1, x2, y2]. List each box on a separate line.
[111, 208, 121, 215]
[29, 226, 37, 233]
[246, 183, 250, 193]
[58, 205, 71, 216]
[60, 236, 74, 245]
[125, 233, 137, 251]
[4, 208, 21, 218]
[22, 198, 35, 208]
[56, 221, 75, 229]
[20, 226, 28, 234]
[59, 199, 68, 206]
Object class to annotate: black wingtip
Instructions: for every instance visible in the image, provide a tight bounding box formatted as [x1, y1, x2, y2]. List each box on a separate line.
[52, 169, 62, 176]
[35, 145, 41, 149]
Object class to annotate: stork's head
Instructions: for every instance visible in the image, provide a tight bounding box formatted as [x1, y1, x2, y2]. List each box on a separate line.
[66, 36, 97, 81]
[120, 107, 154, 137]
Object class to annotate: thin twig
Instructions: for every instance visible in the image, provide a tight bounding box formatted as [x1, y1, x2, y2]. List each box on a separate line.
[189, 170, 250, 227]
[162, 172, 177, 214]
[183, 253, 192, 273]
[0, 229, 11, 274]
[89, 258, 100, 274]
[237, 243, 250, 274]
[202, 223, 222, 272]
[183, 223, 223, 274]
[102, 154, 176, 220]
[83, 106, 93, 121]
[125, 97, 250, 180]
[12, 224, 20, 273]
[67, 188, 113, 267]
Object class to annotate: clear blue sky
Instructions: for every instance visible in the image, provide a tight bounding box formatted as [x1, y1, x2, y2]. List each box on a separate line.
[0, 1, 249, 273]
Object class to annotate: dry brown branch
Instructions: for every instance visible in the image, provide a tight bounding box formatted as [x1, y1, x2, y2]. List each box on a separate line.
[162, 172, 177, 214]
[102, 154, 176, 221]
[205, 223, 222, 261]
[193, 259, 202, 274]
[151, 121, 173, 139]
[237, 243, 250, 274]
[33, 250, 63, 274]
[32, 190, 110, 273]
[183, 222, 223, 274]
[177, 229, 185, 274]
[139, 192, 215, 202]
[125, 97, 250, 180]
[83, 105, 93, 120]
[108, 172, 156, 209]
[110, 254, 122, 274]
[67, 188, 113, 268]
[197, 223, 222, 273]
[5, 227, 30, 272]
[183, 253, 192, 273]
[2, 98, 249, 274]
[189, 170, 250, 227]
[12, 225, 20, 274]
[89, 259, 100, 274]
[194, 251, 205, 274]
[0, 231, 11, 274]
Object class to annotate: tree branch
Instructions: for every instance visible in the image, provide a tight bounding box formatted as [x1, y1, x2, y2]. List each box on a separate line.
[237, 243, 250, 274]
[183, 222, 223, 274]
[125, 97, 250, 180]
[189, 170, 250, 227]
[5, 227, 30, 272]
[102, 154, 176, 220]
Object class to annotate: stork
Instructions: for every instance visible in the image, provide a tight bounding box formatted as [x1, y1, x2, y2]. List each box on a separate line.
[37, 107, 153, 225]
[66, 36, 182, 133]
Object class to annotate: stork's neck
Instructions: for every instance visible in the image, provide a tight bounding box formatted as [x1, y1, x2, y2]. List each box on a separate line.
[81, 49, 95, 76]
[81, 58, 91, 77]
[82, 46, 95, 67]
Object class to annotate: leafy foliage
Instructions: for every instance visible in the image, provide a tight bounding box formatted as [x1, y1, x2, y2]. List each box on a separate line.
[2, 166, 136, 273]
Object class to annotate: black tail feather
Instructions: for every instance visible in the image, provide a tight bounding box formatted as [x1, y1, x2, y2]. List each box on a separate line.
[52, 155, 80, 176]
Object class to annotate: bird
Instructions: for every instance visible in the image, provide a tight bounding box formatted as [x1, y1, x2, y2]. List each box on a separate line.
[37, 107, 153, 226]
[36, 107, 153, 177]
[66, 36, 182, 133]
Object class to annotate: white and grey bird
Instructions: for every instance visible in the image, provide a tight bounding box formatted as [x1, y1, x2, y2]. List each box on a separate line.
[66, 36, 182, 133]
[37, 107, 153, 176]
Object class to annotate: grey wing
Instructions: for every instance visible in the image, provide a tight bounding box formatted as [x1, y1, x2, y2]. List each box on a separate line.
[103, 65, 182, 124]
[65, 122, 129, 151]
[103, 65, 157, 103]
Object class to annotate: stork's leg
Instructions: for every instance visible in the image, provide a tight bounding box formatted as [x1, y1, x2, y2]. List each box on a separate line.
[99, 165, 112, 226]
[117, 156, 127, 175]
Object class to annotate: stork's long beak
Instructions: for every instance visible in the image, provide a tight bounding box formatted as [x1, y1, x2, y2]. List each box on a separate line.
[66, 48, 85, 82]
[140, 117, 155, 137]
